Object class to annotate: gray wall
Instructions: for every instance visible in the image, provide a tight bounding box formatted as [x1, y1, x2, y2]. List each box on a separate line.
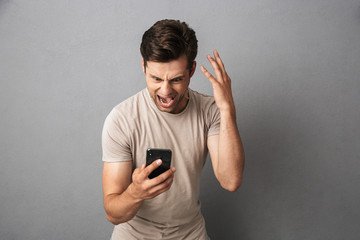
[1, 0, 359, 239]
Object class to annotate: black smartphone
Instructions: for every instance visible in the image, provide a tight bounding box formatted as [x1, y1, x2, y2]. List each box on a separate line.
[146, 148, 172, 179]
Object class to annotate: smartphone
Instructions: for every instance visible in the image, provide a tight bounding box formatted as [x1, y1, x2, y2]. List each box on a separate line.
[146, 148, 172, 179]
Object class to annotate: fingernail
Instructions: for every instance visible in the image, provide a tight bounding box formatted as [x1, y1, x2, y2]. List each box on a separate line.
[156, 160, 162, 165]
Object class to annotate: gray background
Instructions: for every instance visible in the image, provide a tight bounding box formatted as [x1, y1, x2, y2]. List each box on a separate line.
[1, 0, 359, 239]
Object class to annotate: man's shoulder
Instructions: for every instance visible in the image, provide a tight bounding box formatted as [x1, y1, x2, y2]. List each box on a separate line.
[189, 89, 216, 109]
[105, 89, 148, 123]
[113, 89, 147, 112]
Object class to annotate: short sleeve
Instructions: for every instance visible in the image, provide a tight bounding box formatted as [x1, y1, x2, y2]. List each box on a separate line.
[207, 101, 221, 136]
[101, 108, 133, 162]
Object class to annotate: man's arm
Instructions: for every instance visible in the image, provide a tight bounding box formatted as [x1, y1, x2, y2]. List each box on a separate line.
[201, 50, 245, 192]
[102, 160, 175, 225]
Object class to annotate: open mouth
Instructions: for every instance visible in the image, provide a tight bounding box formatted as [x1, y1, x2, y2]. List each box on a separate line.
[157, 95, 175, 108]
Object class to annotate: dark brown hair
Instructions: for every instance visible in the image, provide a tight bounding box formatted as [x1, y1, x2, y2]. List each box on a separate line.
[140, 19, 198, 71]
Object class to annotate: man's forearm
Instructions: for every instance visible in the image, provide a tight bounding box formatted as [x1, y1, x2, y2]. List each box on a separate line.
[104, 184, 143, 225]
[217, 109, 245, 191]
[201, 50, 245, 191]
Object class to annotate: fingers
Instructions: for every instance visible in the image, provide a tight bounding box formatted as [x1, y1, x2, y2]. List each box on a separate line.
[131, 163, 176, 200]
[150, 167, 176, 185]
[207, 54, 224, 82]
[146, 169, 175, 197]
[200, 65, 217, 85]
[213, 50, 226, 73]
[201, 50, 228, 84]
[142, 159, 162, 179]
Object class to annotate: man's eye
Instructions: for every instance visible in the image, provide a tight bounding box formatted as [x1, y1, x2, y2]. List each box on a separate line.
[154, 77, 162, 81]
[172, 78, 182, 82]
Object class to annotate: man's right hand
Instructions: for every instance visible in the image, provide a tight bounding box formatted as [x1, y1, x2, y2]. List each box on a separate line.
[129, 160, 176, 200]
[102, 160, 176, 224]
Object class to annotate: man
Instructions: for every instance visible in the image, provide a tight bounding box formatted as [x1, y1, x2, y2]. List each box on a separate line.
[102, 19, 244, 239]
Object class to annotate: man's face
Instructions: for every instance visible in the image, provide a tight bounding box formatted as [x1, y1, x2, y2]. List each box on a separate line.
[143, 55, 195, 114]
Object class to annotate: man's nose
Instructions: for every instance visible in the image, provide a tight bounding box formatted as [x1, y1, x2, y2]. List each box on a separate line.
[160, 81, 172, 95]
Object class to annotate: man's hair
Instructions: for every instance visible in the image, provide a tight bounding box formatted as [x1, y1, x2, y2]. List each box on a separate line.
[140, 19, 198, 71]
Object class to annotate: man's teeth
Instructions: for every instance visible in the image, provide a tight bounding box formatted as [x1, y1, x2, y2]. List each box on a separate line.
[160, 97, 172, 103]
[159, 96, 174, 106]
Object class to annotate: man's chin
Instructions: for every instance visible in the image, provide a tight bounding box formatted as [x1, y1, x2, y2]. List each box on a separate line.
[156, 104, 176, 113]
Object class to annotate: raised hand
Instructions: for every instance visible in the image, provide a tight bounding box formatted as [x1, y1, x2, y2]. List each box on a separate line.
[200, 50, 235, 113]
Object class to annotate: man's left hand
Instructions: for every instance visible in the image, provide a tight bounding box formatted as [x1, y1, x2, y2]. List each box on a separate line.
[201, 50, 235, 113]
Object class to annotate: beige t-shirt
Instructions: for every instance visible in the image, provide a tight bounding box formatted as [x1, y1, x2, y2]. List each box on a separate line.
[102, 88, 220, 239]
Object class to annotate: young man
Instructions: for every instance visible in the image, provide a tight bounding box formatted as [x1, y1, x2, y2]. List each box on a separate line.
[102, 19, 244, 239]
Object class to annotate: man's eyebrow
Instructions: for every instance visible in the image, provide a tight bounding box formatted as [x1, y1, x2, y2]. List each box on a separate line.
[149, 74, 185, 81]
[171, 75, 185, 80]
[149, 74, 162, 80]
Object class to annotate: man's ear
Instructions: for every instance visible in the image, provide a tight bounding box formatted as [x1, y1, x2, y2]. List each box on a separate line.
[141, 58, 145, 73]
[190, 61, 196, 78]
